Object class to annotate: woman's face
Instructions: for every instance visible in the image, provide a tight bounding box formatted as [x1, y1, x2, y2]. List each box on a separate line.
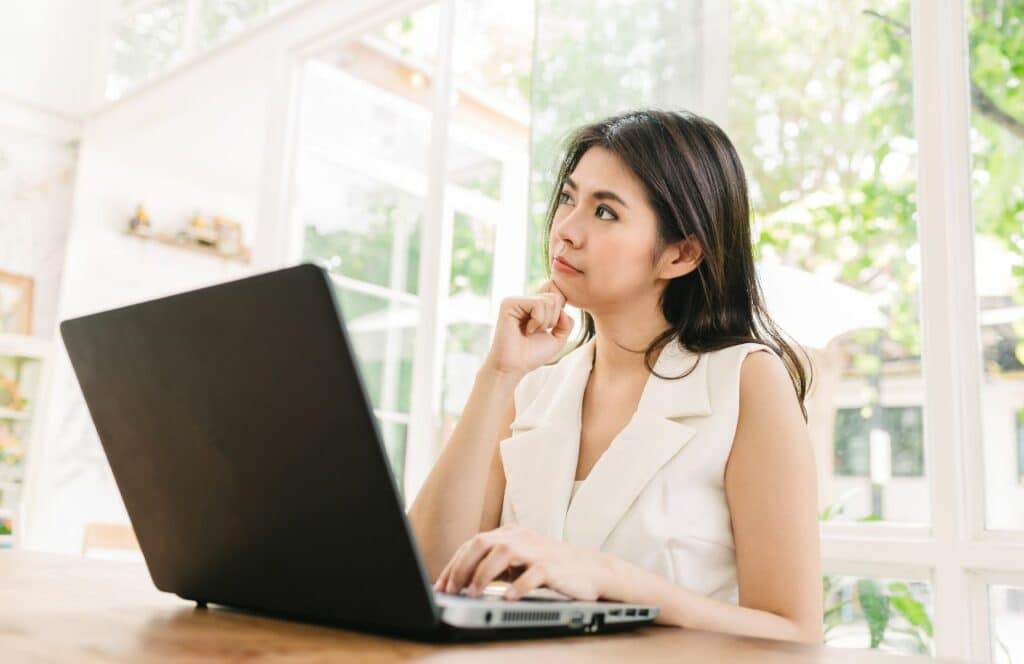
[548, 145, 665, 311]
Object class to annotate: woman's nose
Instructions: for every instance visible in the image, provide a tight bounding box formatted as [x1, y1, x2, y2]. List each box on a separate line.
[554, 210, 584, 247]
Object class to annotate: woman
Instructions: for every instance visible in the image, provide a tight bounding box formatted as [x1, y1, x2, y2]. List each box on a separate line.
[407, 109, 822, 644]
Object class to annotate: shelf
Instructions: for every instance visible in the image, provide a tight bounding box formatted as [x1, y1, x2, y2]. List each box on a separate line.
[0, 408, 30, 421]
[0, 334, 51, 360]
[124, 229, 251, 264]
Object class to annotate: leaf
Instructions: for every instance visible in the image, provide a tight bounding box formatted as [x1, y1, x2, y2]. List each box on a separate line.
[857, 579, 890, 648]
[823, 600, 851, 630]
[890, 593, 933, 637]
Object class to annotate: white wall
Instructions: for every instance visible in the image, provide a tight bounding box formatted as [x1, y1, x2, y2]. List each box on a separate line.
[0, 1, 105, 116]
[0, 1, 103, 340]
[21, 0, 418, 553]
[0, 125, 77, 338]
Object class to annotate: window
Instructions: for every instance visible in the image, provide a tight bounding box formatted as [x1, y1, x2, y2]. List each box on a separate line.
[293, 1, 534, 493]
[834, 406, 924, 479]
[824, 573, 933, 655]
[971, 0, 1024, 533]
[259, 0, 1024, 659]
[1017, 408, 1024, 485]
[515, 0, 1024, 659]
[989, 584, 1024, 663]
[107, 0, 301, 99]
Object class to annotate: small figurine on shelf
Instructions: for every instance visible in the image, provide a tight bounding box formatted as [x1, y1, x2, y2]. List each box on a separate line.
[183, 212, 219, 247]
[213, 216, 243, 257]
[0, 433, 22, 466]
[0, 374, 24, 411]
[128, 203, 151, 236]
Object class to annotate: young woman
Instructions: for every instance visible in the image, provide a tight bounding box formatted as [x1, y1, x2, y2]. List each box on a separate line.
[407, 109, 822, 644]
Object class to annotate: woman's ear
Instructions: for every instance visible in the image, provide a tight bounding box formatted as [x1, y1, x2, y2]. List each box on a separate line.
[659, 236, 703, 280]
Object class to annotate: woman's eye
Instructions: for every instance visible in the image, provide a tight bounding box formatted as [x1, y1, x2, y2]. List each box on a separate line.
[558, 191, 573, 205]
[596, 205, 618, 221]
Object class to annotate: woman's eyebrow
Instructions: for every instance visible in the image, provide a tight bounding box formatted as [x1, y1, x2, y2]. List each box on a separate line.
[564, 176, 630, 209]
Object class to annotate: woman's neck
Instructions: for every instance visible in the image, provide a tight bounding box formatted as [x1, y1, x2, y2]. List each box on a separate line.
[589, 318, 673, 383]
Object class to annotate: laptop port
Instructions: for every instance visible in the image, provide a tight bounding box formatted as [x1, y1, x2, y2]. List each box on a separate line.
[484, 611, 492, 624]
[608, 609, 622, 616]
[638, 609, 649, 617]
[625, 608, 637, 617]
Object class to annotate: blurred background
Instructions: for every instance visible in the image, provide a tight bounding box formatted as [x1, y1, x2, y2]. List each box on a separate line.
[0, 0, 1021, 660]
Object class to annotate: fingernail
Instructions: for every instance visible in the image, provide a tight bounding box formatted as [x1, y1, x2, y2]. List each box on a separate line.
[505, 590, 519, 600]
[468, 583, 479, 595]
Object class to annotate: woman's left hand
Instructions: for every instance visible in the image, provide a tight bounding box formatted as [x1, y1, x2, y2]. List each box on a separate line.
[432, 525, 611, 601]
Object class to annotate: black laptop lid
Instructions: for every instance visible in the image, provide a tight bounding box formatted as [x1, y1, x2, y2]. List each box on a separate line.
[60, 263, 439, 633]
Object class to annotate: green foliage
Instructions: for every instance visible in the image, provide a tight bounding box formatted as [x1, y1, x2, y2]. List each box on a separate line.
[857, 579, 891, 648]
[529, 0, 1024, 367]
[820, 494, 934, 654]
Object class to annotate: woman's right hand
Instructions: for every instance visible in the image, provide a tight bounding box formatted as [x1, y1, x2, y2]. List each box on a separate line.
[483, 280, 575, 375]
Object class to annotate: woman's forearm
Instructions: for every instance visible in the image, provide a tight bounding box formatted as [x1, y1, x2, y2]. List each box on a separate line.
[407, 364, 523, 580]
[598, 554, 822, 644]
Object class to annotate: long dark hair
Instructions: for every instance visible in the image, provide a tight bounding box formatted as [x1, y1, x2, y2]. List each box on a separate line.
[543, 108, 813, 421]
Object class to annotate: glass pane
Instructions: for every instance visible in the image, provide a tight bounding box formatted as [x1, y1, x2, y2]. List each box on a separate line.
[530, 0, 926, 524]
[437, 0, 534, 450]
[733, 0, 924, 525]
[300, 155, 424, 295]
[377, 419, 408, 496]
[831, 406, 925, 522]
[441, 323, 492, 432]
[969, 0, 1024, 532]
[990, 584, 1024, 663]
[823, 574, 934, 656]
[108, 0, 186, 99]
[449, 140, 504, 200]
[330, 287, 416, 414]
[449, 211, 495, 297]
[199, 0, 297, 49]
[296, 5, 441, 489]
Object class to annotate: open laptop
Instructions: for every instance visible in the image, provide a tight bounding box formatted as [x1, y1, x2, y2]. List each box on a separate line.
[60, 263, 658, 641]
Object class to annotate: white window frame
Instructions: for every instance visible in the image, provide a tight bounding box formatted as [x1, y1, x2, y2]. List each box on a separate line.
[815, 1, 1024, 660]
[244, 0, 1024, 660]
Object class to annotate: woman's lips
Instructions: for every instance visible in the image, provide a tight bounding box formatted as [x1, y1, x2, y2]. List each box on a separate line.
[553, 256, 582, 274]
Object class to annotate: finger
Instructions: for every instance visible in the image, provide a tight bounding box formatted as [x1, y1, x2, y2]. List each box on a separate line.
[442, 541, 470, 593]
[551, 310, 574, 341]
[448, 537, 497, 594]
[540, 279, 568, 307]
[527, 301, 549, 334]
[545, 287, 566, 313]
[541, 294, 561, 329]
[505, 564, 548, 601]
[538, 297, 553, 325]
[434, 561, 452, 592]
[469, 544, 521, 595]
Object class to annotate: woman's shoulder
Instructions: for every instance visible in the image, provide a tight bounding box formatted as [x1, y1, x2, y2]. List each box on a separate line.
[704, 342, 774, 362]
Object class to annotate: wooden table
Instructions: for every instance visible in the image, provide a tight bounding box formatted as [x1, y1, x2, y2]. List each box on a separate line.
[1, 550, 968, 663]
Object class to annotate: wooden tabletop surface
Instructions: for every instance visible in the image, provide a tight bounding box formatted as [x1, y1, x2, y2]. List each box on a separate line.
[0, 550, 969, 663]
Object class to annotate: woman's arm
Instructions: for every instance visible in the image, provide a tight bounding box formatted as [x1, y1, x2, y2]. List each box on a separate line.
[600, 349, 822, 643]
[406, 364, 519, 581]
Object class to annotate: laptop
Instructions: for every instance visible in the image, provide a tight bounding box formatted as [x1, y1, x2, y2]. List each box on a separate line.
[60, 262, 658, 641]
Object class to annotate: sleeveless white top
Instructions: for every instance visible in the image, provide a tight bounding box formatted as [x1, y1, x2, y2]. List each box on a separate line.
[498, 336, 774, 604]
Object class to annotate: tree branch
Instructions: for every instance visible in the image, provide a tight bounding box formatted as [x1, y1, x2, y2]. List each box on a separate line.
[861, 9, 1024, 141]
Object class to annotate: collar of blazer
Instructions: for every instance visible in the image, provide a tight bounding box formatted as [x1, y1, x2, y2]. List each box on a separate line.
[500, 335, 712, 550]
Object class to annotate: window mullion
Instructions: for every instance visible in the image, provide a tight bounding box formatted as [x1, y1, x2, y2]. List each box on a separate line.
[909, 0, 982, 659]
[403, 0, 457, 503]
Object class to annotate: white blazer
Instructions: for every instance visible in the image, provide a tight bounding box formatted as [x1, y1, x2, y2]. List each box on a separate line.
[499, 335, 775, 603]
